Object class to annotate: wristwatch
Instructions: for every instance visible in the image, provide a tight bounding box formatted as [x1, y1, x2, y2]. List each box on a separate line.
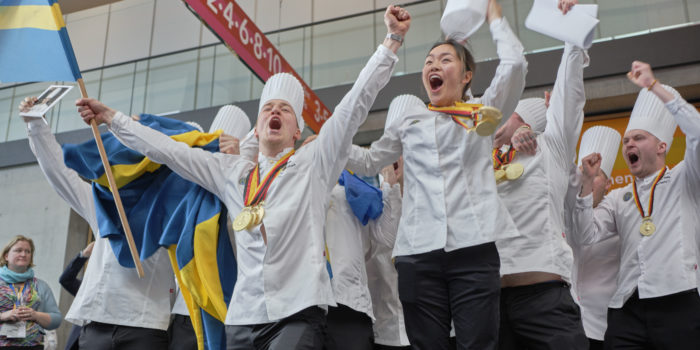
[386, 33, 404, 44]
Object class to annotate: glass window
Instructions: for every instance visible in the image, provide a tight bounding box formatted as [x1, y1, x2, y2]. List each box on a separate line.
[195, 46, 215, 110]
[0, 88, 14, 142]
[211, 44, 256, 106]
[277, 28, 312, 83]
[99, 63, 137, 116]
[144, 50, 199, 115]
[54, 71, 101, 134]
[311, 14, 374, 88]
[6, 83, 48, 141]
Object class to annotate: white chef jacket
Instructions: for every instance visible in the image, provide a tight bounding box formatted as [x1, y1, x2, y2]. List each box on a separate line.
[346, 17, 527, 257]
[572, 97, 700, 308]
[107, 44, 399, 325]
[564, 166, 620, 340]
[171, 284, 190, 316]
[365, 183, 409, 346]
[26, 119, 176, 330]
[325, 181, 401, 321]
[495, 44, 587, 279]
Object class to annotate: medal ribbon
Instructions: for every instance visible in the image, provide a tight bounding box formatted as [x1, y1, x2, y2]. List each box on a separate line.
[428, 102, 483, 131]
[9, 283, 25, 308]
[244, 150, 295, 206]
[632, 167, 667, 220]
[492, 145, 517, 170]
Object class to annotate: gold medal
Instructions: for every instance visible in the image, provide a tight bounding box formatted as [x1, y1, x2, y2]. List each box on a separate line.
[640, 217, 656, 236]
[250, 208, 259, 227]
[632, 168, 666, 237]
[232, 207, 254, 231]
[255, 204, 265, 225]
[494, 169, 506, 183]
[474, 106, 503, 136]
[504, 163, 524, 180]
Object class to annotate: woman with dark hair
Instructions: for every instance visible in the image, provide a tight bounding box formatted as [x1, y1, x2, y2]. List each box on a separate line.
[0, 236, 61, 350]
[346, 0, 526, 348]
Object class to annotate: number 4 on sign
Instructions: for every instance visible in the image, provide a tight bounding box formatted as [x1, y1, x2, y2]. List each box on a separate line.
[207, 0, 235, 29]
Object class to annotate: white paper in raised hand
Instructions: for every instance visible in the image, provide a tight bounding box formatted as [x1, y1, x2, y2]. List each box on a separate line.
[525, 0, 599, 49]
[441, 0, 489, 42]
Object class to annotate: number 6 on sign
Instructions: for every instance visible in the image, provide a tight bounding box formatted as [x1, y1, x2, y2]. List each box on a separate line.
[186, 0, 331, 133]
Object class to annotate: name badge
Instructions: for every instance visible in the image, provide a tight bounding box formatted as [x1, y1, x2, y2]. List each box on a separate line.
[0, 321, 26, 338]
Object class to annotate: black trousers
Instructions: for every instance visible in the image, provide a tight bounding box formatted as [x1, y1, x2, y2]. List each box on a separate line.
[226, 306, 326, 350]
[604, 289, 700, 349]
[394, 243, 501, 350]
[168, 314, 197, 350]
[498, 281, 588, 350]
[588, 339, 603, 350]
[373, 345, 410, 350]
[324, 304, 374, 350]
[79, 322, 168, 350]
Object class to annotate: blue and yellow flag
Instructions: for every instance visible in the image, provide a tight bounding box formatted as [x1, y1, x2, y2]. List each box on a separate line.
[0, 0, 81, 83]
[63, 114, 234, 350]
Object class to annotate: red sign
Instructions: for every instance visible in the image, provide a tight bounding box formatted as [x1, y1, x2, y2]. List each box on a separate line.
[183, 0, 331, 133]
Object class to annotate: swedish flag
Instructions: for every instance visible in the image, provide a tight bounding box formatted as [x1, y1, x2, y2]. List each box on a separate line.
[0, 0, 81, 83]
[63, 114, 234, 350]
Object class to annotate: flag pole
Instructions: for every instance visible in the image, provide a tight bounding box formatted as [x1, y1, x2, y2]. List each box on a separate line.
[77, 78, 145, 278]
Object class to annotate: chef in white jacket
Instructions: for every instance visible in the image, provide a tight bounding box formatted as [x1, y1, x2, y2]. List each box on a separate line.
[75, 6, 411, 349]
[573, 61, 700, 349]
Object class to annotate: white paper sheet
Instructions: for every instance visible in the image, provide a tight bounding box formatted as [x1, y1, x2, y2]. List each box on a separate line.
[525, 0, 599, 49]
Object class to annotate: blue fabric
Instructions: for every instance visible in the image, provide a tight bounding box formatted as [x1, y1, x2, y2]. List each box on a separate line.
[0, 266, 34, 283]
[0, 1, 82, 83]
[338, 170, 383, 225]
[62, 114, 235, 350]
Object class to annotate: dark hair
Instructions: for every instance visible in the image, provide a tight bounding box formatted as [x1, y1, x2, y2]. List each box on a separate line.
[428, 39, 477, 98]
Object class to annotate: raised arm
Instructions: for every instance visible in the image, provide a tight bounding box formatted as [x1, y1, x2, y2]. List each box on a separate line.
[345, 137, 402, 177]
[627, 61, 700, 188]
[76, 99, 243, 198]
[544, 43, 588, 165]
[21, 99, 99, 232]
[479, 0, 527, 124]
[308, 5, 407, 188]
[571, 153, 618, 245]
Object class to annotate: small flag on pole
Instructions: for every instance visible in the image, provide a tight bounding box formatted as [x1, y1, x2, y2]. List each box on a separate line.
[0, 0, 82, 83]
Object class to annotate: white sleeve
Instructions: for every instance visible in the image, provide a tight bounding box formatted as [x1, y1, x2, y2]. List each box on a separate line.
[543, 43, 587, 167]
[26, 119, 99, 234]
[666, 97, 700, 192]
[479, 17, 528, 126]
[369, 182, 402, 249]
[305, 45, 398, 190]
[571, 192, 618, 246]
[345, 135, 402, 177]
[109, 112, 245, 198]
[238, 128, 259, 162]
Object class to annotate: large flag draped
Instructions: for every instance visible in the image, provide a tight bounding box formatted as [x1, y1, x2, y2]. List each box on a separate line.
[0, 0, 81, 83]
[63, 114, 235, 350]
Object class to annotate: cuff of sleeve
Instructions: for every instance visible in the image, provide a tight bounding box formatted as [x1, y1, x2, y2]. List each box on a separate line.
[26, 117, 50, 135]
[665, 96, 684, 114]
[376, 44, 399, 64]
[108, 111, 130, 132]
[489, 17, 505, 31]
[575, 192, 593, 207]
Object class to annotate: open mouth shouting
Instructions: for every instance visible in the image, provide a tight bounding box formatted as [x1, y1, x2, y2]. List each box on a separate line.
[429, 74, 444, 92]
[627, 150, 640, 166]
[269, 116, 282, 131]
